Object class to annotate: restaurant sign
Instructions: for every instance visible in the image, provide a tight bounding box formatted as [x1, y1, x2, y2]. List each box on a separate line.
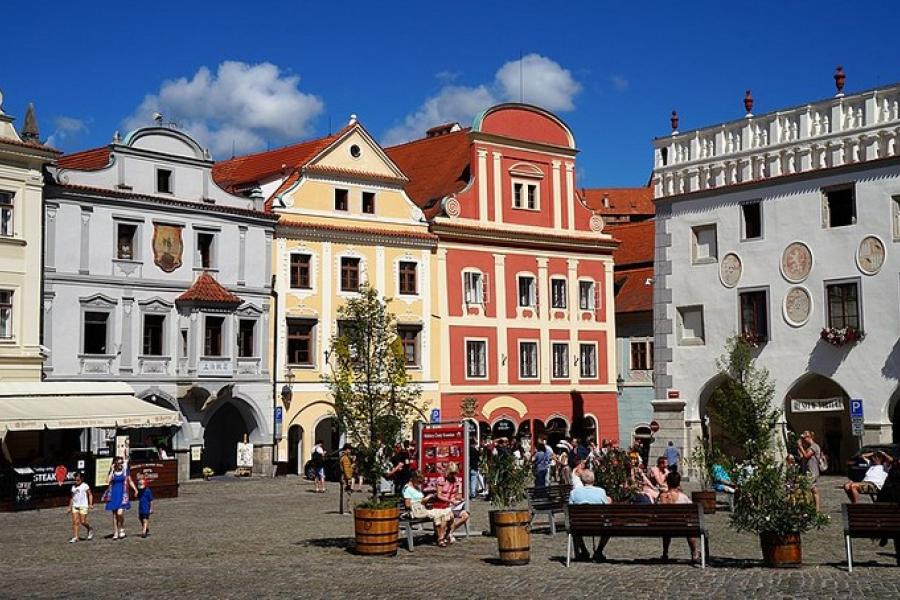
[790, 397, 844, 413]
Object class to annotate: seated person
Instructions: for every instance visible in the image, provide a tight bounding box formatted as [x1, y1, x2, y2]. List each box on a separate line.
[844, 451, 893, 503]
[568, 470, 610, 562]
[648, 457, 670, 493]
[402, 473, 454, 547]
[571, 458, 586, 489]
[711, 463, 736, 494]
[633, 466, 659, 504]
[658, 471, 701, 563]
[433, 464, 469, 544]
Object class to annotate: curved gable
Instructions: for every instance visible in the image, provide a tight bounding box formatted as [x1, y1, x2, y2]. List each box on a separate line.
[124, 127, 208, 161]
[474, 104, 575, 149]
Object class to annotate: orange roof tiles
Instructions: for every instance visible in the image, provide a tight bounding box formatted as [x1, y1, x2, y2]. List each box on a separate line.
[57, 147, 110, 170]
[0, 135, 62, 156]
[582, 186, 654, 216]
[607, 220, 655, 267]
[176, 272, 242, 306]
[278, 217, 437, 241]
[385, 128, 472, 219]
[614, 266, 654, 313]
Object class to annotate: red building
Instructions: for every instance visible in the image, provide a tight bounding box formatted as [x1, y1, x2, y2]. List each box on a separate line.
[387, 104, 619, 445]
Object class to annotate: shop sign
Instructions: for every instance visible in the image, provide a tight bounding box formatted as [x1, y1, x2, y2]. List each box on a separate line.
[790, 397, 844, 413]
[419, 424, 466, 491]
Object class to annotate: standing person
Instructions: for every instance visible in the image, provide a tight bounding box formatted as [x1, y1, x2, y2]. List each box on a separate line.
[105, 456, 138, 540]
[387, 443, 411, 495]
[796, 431, 822, 510]
[664, 441, 682, 473]
[137, 475, 154, 538]
[555, 441, 572, 485]
[339, 444, 354, 493]
[658, 471, 701, 563]
[311, 440, 327, 493]
[67, 472, 93, 543]
[532, 441, 552, 488]
[468, 439, 481, 499]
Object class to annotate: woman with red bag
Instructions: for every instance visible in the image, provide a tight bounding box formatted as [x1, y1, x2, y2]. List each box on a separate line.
[104, 456, 138, 540]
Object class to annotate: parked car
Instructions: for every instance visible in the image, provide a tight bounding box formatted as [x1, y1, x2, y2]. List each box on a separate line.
[303, 450, 342, 482]
[846, 444, 900, 482]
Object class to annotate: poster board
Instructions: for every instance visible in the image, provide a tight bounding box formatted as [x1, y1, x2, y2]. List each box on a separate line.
[236, 442, 254, 469]
[418, 422, 469, 497]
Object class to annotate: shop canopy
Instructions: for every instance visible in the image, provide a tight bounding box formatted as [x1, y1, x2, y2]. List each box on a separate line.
[0, 382, 181, 434]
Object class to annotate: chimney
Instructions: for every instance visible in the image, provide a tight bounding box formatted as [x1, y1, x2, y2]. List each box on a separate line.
[426, 122, 462, 138]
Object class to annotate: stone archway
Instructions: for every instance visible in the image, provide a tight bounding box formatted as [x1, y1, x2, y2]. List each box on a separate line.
[784, 373, 854, 474]
[314, 416, 340, 454]
[491, 417, 516, 440]
[287, 424, 304, 475]
[697, 374, 745, 461]
[203, 402, 251, 475]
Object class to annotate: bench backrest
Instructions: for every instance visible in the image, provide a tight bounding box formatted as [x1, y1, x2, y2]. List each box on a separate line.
[526, 485, 572, 510]
[843, 502, 900, 535]
[566, 503, 705, 536]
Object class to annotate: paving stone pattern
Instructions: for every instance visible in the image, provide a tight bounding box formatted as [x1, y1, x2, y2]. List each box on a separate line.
[2, 476, 899, 599]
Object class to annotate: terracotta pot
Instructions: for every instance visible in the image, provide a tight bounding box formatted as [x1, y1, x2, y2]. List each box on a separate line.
[354, 506, 399, 556]
[691, 490, 717, 514]
[759, 532, 802, 568]
[493, 509, 531, 565]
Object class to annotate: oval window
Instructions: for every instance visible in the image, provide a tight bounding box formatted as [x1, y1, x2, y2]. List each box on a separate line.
[349, 144, 361, 158]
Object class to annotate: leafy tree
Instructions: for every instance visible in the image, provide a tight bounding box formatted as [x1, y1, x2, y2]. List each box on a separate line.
[325, 284, 425, 504]
[708, 335, 780, 463]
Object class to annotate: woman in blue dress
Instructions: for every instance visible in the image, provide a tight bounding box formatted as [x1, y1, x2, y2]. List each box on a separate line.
[105, 456, 138, 539]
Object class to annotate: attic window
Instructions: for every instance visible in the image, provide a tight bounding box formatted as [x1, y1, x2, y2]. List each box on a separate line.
[157, 169, 172, 194]
[335, 189, 349, 211]
[349, 144, 361, 159]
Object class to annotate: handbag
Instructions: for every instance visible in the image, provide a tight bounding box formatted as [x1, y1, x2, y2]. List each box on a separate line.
[101, 486, 111, 503]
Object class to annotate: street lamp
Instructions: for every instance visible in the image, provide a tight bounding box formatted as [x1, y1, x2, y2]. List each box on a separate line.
[280, 369, 296, 409]
[616, 375, 625, 396]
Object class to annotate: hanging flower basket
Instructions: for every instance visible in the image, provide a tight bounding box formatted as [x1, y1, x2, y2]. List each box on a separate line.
[740, 331, 763, 348]
[819, 326, 865, 347]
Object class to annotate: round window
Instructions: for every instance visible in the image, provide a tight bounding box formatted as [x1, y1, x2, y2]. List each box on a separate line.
[349, 144, 361, 158]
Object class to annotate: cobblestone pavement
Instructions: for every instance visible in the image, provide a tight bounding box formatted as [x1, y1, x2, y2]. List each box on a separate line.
[2, 475, 899, 599]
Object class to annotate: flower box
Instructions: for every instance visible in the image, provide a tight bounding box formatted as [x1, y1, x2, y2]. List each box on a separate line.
[819, 326, 865, 347]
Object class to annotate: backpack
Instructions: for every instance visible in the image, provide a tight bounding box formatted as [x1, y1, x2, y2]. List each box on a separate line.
[818, 450, 829, 473]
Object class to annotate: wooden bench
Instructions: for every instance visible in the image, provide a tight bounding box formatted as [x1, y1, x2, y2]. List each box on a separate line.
[842, 503, 900, 572]
[564, 503, 709, 568]
[526, 484, 572, 535]
[398, 501, 471, 552]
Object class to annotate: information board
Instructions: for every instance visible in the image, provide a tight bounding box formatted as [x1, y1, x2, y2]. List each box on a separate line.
[419, 423, 466, 492]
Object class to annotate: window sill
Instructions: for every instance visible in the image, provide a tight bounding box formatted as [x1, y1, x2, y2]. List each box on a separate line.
[678, 338, 706, 347]
[78, 353, 116, 359]
[511, 206, 540, 212]
[740, 236, 765, 243]
[287, 363, 316, 369]
[398, 292, 420, 298]
[138, 354, 171, 360]
[691, 257, 718, 266]
[0, 336, 17, 344]
[113, 258, 142, 265]
[193, 267, 219, 273]
[0, 236, 26, 247]
[464, 375, 489, 381]
[551, 376, 570, 381]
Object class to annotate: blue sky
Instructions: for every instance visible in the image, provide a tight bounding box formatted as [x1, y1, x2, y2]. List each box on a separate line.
[2, 0, 898, 187]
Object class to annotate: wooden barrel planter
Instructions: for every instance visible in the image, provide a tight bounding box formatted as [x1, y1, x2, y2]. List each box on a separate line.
[691, 490, 717, 514]
[494, 509, 530, 565]
[760, 532, 802, 568]
[354, 506, 400, 556]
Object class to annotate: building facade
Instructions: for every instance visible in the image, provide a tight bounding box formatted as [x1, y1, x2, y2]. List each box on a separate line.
[45, 126, 277, 480]
[387, 104, 620, 446]
[651, 78, 900, 470]
[213, 119, 440, 474]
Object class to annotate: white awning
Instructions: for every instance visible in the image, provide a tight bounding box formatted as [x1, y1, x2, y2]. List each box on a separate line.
[0, 381, 181, 434]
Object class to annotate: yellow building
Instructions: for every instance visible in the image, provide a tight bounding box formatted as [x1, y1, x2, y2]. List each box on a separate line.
[213, 118, 439, 473]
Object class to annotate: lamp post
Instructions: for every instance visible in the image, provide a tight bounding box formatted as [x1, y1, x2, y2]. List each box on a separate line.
[616, 375, 625, 397]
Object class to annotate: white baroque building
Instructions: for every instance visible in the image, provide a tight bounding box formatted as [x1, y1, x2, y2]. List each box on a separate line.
[44, 126, 277, 480]
[651, 78, 900, 470]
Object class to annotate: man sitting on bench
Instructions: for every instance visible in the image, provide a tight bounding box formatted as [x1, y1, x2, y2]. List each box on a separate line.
[844, 451, 893, 503]
[569, 470, 610, 562]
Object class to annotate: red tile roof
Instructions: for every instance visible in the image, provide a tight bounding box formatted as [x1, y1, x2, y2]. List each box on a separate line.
[176, 272, 242, 306]
[385, 128, 472, 219]
[614, 266, 654, 313]
[582, 187, 654, 216]
[0, 135, 62, 156]
[607, 220, 655, 267]
[57, 147, 110, 170]
[278, 217, 437, 242]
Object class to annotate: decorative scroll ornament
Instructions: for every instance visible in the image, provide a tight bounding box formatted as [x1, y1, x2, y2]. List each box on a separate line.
[589, 213, 605, 232]
[443, 196, 461, 218]
[153, 224, 184, 273]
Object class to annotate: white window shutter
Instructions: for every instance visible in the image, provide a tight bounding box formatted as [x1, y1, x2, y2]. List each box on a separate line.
[594, 285, 601, 314]
[483, 273, 490, 305]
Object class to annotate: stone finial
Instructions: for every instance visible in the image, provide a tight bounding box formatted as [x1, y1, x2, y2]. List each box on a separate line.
[21, 103, 40, 143]
[744, 90, 754, 117]
[112, 130, 122, 143]
[348, 113, 358, 125]
[834, 65, 846, 97]
[670, 110, 679, 134]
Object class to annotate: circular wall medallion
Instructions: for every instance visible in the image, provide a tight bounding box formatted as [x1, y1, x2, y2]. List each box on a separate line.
[349, 144, 361, 159]
[781, 241, 813, 283]
[856, 235, 886, 275]
[783, 286, 812, 327]
[719, 252, 742, 288]
[443, 196, 461, 218]
[589, 214, 605, 232]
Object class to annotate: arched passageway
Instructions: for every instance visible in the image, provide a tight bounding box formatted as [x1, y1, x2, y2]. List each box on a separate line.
[784, 373, 854, 474]
[204, 402, 251, 474]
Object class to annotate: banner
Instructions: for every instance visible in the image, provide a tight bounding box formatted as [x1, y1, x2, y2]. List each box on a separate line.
[790, 397, 844, 413]
[419, 424, 466, 491]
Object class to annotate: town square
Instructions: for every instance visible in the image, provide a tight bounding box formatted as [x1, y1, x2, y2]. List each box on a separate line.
[1, 1, 899, 598]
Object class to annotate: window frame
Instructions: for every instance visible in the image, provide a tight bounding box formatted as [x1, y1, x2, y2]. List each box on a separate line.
[397, 324, 422, 368]
[0, 289, 12, 339]
[0, 191, 14, 237]
[195, 230, 217, 270]
[691, 223, 718, 264]
[286, 318, 316, 367]
[334, 188, 349, 212]
[517, 274, 537, 308]
[551, 342, 569, 379]
[237, 318, 257, 358]
[891, 194, 900, 242]
[115, 221, 140, 262]
[340, 257, 361, 292]
[676, 304, 706, 346]
[738, 288, 770, 343]
[82, 310, 112, 355]
[463, 270, 485, 305]
[398, 261, 418, 296]
[578, 279, 596, 311]
[465, 338, 488, 380]
[203, 315, 225, 357]
[141, 313, 166, 356]
[579, 343, 598, 379]
[550, 277, 567, 309]
[362, 191, 376, 214]
[740, 201, 763, 241]
[822, 183, 857, 229]
[511, 178, 540, 211]
[629, 339, 654, 371]
[290, 253, 312, 289]
[156, 168, 173, 195]
[825, 279, 862, 330]
[518, 340, 539, 379]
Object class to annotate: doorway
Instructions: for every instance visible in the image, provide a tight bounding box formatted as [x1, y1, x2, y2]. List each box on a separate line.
[203, 403, 251, 475]
[287, 424, 303, 475]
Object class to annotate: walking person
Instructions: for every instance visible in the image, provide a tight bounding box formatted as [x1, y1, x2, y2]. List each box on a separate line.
[137, 474, 154, 538]
[664, 441, 681, 473]
[312, 440, 327, 493]
[532, 441, 552, 488]
[104, 456, 138, 540]
[67, 472, 93, 543]
[796, 430, 822, 510]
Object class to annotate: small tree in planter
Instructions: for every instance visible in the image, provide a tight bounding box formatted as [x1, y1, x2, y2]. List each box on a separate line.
[482, 450, 532, 565]
[592, 448, 640, 503]
[325, 285, 426, 556]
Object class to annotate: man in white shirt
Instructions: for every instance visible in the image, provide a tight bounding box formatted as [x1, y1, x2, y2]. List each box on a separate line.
[844, 451, 894, 503]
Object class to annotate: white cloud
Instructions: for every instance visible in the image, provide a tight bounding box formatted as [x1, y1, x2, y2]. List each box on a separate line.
[434, 70, 461, 83]
[124, 61, 324, 158]
[383, 54, 581, 145]
[610, 75, 629, 92]
[45, 116, 88, 149]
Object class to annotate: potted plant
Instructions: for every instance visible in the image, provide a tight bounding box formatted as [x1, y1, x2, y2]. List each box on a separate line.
[729, 458, 828, 567]
[591, 448, 640, 503]
[201, 467, 214, 481]
[325, 285, 426, 557]
[820, 326, 865, 347]
[483, 450, 532, 565]
[688, 439, 719, 514]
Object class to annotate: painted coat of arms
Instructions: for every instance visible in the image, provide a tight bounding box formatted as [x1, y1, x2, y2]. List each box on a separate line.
[153, 224, 184, 272]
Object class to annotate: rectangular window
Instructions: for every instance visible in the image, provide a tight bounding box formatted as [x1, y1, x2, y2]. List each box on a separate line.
[824, 186, 856, 228]
[526, 184, 537, 210]
[739, 290, 769, 342]
[142, 314, 165, 356]
[513, 182, 538, 209]
[513, 183, 524, 208]
[578, 281, 596, 310]
[466, 340, 487, 378]
[551, 279, 567, 309]
[362, 192, 376, 214]
[519, 341, 538, 378]
[892, 195, 900, 241]
[742, 202, 762, 240]
[464, 272, 484, 304]
[83, 311, 109, 354]
[116, 223, 138, 260]
[156, 169, 172, 194]
[334, 188, 349, 211]
[398, 261, 417, 295]
[397, 325, 421, 367]
[691, 224, 718, 263]
[579, 344, 597, 378]
[518, 276, 536, 307]
[197, 232, 215, 269]
[287, 319, 315, 366]
[677, 305, 705, 345]
[826, 282, 860, 330]
[180, 329, 188, 358]
[204, 316, 224, 356]
[630, 340, 653, 371]
[552, 343, 569, 378]
[0, 290, 11, 338]
[290, 254, 311, 289]
[238, 319, 256, 358]
[0, 192, 13, 236]
[340, 257, 360, 292]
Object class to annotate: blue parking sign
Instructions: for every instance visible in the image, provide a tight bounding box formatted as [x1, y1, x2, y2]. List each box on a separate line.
[850, 399, 864, 420]
[430, 408, 441, 423]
